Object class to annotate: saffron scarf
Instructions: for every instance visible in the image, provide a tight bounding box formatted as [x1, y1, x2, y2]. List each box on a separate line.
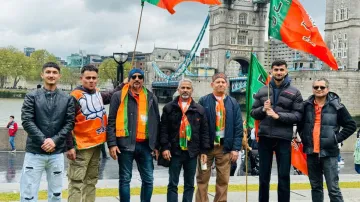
[215, 94, 226, 144]
[179, 98, 192, 150]
[116, 84, 148, 139]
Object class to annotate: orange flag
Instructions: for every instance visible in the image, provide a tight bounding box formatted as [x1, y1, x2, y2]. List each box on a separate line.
[142, 0, 221, 14]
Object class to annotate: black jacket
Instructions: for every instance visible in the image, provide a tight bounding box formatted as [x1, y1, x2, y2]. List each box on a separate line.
[251, 75, 303, 141]
[107, 88, 160, 151]
[21, 88, 75, 154]
[199, 94, 243, 153]
[298, 92, 356, 157]
[160, 97, 210, 158]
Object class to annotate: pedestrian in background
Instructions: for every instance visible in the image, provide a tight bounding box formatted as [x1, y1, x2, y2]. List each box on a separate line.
[6, 115, 18, 153]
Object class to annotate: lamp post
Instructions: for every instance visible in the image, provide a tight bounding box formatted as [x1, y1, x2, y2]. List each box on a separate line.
[113, 52, 128, 85]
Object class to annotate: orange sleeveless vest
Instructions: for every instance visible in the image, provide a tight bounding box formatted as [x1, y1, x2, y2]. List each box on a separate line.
[71, 89, 107, 150]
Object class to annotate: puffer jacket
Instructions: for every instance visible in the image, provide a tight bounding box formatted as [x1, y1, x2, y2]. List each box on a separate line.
[21, 88, 75, 154]
[298, 92, 356, 157]
[251, 75, 303, 141]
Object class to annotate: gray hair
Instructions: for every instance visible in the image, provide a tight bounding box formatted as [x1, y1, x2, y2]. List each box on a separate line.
[178, 78, 193, 89]
[313, 78, 329, 87]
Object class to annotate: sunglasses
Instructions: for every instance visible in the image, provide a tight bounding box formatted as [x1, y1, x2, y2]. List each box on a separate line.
[131, 75, 143, 80]
[313, 86, 327, 90]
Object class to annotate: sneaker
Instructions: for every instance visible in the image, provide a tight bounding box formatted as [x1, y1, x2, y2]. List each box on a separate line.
[338, 160, 345, 165]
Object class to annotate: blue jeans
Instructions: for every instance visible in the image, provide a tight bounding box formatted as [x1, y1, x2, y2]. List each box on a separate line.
[117, 142, 154, 202]
[167, 151, 197, 202]
[9, 136, 15, 150]
[20, 153, 64, 202]
[355, 164, 360, 174]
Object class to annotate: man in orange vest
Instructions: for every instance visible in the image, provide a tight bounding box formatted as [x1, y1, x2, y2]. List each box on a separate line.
[107, 68, 160, 202]
[66, 65, 124, 202]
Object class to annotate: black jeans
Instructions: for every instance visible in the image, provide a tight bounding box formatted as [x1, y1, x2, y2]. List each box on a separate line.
[307, 154, 344, 202]
[167, 151, 197, 202]
[258, 136, 291, 202]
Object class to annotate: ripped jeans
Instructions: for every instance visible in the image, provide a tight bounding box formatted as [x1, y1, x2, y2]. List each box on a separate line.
[20, 153, 64, 202]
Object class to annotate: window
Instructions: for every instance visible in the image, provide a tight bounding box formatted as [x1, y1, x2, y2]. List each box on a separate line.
[338, 52, 342, 57]
[229, 15, 234, 24]
[336, 9, 340, 21]
[344, 33, 347, 40]
[231, 37, 236, 45]
[239, 13, 247, 25]
[238, 35, 246, 45]
[248, 38, 253, 45]
[340, 9, 345, 20]
[333, 35, 337, 41]
[252, 18, 256, 25]
[343, 50, 347, 57]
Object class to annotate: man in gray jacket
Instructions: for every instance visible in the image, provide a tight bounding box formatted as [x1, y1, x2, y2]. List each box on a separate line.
[107, 68, 160, 202]
[20, 62, 75, 202]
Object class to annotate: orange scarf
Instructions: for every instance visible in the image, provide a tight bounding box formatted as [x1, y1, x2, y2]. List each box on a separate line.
[116, 84, 148, 140]
[215, 94, 226, 144]
[178, 98, 192, 150]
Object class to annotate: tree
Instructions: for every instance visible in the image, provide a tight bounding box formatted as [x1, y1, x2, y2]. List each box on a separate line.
[29, 49, 57, 82]
[99, 59, 132, 88]
[61, 67, 79, 90]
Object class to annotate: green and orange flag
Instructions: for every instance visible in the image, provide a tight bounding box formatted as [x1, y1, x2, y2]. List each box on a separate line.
[269, 0, 338, 70]
[245, 53, 270, 131]
[142, 0, 221, 14]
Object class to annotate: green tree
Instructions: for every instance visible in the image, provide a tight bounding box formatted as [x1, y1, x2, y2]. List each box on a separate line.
[61, 67, 79, 90]
[29, 49, 57, 81]
[99, 59, 131, 88]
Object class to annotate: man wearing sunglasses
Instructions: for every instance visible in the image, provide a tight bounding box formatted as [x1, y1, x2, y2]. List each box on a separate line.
[107, 68, 160, 202]
[251, 60, 303, 202]
[298, 78, 356, 202]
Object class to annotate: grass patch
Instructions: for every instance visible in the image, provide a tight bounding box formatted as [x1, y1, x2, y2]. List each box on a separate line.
[1, 182, 359, 201]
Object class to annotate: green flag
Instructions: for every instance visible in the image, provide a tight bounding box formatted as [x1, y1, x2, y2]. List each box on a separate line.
[245, 53, 270, 129]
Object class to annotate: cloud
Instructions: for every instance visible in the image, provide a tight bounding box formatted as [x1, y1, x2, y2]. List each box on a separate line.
[0, 0, 325, 59]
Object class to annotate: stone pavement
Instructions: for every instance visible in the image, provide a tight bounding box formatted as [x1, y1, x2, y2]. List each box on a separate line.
[3, 174, 358, 201]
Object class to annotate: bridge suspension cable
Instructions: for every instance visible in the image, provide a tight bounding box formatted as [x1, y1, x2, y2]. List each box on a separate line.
[152, 14, 210, 80]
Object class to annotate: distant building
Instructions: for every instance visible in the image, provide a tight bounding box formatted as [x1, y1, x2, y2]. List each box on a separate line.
[127, 51, 150, 70]
[86, 54, 103, 67]
[66, 53, 85, 68]
[24, 47, 35, 57]
[264, 40, 322, 70]
[56, 57, 67, 66]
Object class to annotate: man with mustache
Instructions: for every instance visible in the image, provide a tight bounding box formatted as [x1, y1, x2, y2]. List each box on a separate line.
[107, 68, 160, 202]
[251, 60, 303, 202]
[160, 78, 210, 202]
[196, 72, 243, 202]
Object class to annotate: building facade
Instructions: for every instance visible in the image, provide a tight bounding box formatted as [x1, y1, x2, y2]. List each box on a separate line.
[24, 47, 35, 57]
[209, 0, 268, 77]
[325, 0, 360, 70]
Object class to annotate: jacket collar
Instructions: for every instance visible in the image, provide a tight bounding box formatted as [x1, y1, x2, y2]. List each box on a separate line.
[269, 74, 291, 89]
[305, 92, 342, 110]
[75, 85, 97, 94]
[171, 96, 197, 111]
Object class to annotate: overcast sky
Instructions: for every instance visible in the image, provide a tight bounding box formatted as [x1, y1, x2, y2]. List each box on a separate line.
[0, 0, 326, 59]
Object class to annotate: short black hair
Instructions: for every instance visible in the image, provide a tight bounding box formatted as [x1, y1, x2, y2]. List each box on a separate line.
[81, 65, 99, 74]
[42, 62, 60, 72]
[271, 60, 288, 69]
[10, 115, 14, 119]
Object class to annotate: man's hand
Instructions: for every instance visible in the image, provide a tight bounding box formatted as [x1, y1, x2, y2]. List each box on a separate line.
[162, 150, 171, 161]
[153, 149, 159, 161]
[109, 146, 121, 160]
[41, 138, 56, 152]
[66, 148, 76, 160]
[229, 150, 239, 163]
[264, 99, 271, 111]
[200, 154, 207, 164]
[266, 108, 279, 119]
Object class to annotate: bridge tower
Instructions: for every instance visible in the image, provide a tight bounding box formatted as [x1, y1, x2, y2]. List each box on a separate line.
[209, 0, 269, 77]
[325, 0, 360, 70]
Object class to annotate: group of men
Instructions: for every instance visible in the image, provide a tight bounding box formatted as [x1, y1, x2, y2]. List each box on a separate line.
[18, 60, 356, 202]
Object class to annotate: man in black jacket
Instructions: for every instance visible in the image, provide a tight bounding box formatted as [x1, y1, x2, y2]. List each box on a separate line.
[195, 73, 243, 202]
[251, 60, 303, 202]
[160, 78, 210, 202]
[299, 78, 356, 202]
[107, 68, 160, 202]
[20, 62, 75, 202]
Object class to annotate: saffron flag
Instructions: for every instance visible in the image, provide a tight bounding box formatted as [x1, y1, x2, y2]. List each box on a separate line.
[291, 140, 308, 175]
[142, 0, 221, 14]
[245, 53, 270, 132]
[269, 0, 338, 70]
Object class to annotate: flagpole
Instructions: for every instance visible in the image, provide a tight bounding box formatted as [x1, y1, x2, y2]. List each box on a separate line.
[131, 1, 145, 68]
[267, 37, 271, 100]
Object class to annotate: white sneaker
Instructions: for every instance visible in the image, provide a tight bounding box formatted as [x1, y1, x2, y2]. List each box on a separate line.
[338, 160, 345, 165]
